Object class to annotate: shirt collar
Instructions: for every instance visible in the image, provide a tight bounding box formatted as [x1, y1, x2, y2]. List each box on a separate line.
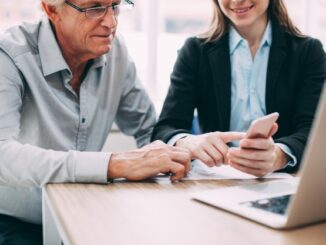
[229, 20, 272, 55]
[92, 54, 107, 69]
[261, 20, 272, 47]
[38, 16, 107, 77]
[38, 17, 70, 77]
[229, 25, 244, 55]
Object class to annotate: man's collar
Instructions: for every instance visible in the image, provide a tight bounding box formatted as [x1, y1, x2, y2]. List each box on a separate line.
[38, 17, 70, 77]
[92, 55, 107, 69]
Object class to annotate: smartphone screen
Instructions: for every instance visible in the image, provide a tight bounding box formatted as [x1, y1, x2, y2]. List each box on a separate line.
[246, 113, 279, 139]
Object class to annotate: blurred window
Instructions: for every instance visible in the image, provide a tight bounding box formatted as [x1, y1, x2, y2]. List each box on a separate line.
[1, 0, 325, 111]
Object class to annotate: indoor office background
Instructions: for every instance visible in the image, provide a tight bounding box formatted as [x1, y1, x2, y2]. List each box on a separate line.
[1, 0, 326, 151]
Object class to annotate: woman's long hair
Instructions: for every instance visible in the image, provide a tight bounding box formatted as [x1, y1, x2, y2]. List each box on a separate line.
[201, 0, 303, 42]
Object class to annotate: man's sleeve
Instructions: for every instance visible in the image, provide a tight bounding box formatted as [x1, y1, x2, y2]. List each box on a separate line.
[0, 51, 109, 187]
[114, 54, 157, 148]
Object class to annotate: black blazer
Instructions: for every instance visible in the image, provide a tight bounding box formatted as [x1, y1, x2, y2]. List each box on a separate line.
[152, 21, 326, 173]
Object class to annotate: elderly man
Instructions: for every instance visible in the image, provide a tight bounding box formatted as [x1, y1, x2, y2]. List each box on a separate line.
[0, 0, 190, 244]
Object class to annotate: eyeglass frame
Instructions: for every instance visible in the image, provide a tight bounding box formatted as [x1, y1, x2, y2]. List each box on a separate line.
[64, 0, 134, 19]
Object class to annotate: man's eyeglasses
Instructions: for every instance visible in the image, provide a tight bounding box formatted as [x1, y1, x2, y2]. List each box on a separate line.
[64, 0, 134, 19]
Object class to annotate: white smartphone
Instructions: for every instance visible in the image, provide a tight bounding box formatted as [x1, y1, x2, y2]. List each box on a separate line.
[246, 112, 279, 139]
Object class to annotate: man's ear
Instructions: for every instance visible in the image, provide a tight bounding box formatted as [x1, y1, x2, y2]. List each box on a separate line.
[41, 1, 61, 23]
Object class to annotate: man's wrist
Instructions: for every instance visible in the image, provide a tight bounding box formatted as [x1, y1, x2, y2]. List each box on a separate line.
[107, 153, 128, 180]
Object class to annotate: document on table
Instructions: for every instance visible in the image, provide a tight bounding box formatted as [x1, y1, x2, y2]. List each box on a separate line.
[182, 160, 293, 180]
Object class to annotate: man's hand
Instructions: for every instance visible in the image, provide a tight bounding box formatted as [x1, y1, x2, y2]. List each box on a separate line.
[175, 132, 246, 167]
[227, 124, 289, 177]
[107, 141, 191, 182]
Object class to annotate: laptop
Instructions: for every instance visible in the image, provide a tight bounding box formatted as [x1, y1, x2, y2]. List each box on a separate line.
[191, 85, 326, 229]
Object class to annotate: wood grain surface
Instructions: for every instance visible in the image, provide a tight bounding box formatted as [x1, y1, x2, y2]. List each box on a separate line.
[45, 178, 326, 245]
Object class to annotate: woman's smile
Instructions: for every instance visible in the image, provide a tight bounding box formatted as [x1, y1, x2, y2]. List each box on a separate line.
[230, 4, 254, 17]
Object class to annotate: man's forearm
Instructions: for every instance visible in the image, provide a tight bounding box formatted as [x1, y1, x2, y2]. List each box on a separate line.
[0, 140, 109, 187]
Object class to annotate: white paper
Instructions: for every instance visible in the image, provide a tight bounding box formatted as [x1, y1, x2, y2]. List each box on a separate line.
[183, 160, 293, 180]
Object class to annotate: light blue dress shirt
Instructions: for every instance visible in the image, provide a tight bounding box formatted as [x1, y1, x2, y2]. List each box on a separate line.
[229, 22, 296, 165]
[0, 17, 156, 224]
[229, 23, 270, 134]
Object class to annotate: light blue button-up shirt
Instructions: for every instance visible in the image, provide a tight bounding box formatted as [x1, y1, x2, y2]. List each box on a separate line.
[0, 17, 156, 224]
[229, 22, 296, 165]
[229, 23, 271, 133]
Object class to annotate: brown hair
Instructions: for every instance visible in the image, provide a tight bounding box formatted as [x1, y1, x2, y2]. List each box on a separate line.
[201, 0, 303, 42]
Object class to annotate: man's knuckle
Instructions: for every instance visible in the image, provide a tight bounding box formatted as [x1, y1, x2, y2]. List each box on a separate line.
[184, 154, 191, 162]
[192, 148, 201, 156]
[215, 155, 223, 162]
[205, 157, 213, 164]
[154, 140, 164, 145]
[158, 153, 170, 162]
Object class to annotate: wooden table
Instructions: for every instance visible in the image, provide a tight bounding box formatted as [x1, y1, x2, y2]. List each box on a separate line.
[42, 178, 326, 245]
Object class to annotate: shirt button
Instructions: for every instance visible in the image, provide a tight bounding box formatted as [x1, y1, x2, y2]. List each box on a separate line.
[81, 118, 86, 123]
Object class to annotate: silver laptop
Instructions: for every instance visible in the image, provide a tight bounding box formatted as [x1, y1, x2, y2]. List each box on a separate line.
[191, 85, 326, 229]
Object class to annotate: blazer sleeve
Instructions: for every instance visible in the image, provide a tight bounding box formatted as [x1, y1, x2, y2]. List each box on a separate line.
[276, 38, 326, 172]
[151, 38, 201, 143]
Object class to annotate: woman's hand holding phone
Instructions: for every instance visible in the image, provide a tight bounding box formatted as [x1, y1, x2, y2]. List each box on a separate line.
[227, 113, 289, 177]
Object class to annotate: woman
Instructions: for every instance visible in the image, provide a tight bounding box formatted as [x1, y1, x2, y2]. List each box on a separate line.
[152, 0, 326, 176]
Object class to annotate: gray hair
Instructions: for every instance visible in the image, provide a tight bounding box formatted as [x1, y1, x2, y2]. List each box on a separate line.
[43, 0, 65, 7]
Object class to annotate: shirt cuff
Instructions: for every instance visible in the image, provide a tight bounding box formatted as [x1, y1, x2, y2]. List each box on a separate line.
[74, 151, 111, 183]
[167, 133, 191, 146]
[276, 143, 297, 168]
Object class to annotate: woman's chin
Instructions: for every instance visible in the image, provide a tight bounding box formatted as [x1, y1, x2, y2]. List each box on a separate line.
[232, 19, 255, 30]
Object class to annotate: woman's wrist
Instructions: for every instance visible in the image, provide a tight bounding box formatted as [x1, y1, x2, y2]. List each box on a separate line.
[274, 146, 290, 170]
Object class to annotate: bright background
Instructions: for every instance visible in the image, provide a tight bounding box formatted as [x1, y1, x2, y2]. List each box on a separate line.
[1, 0, 326, 111]
[1, 0, 325, 150]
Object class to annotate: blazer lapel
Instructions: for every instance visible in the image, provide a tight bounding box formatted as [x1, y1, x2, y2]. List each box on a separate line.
[266, 23, 287, 113]
[207, 35, 232, 132]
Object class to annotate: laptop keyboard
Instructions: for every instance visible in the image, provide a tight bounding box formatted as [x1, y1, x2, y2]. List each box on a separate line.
[241, 194, 292, 215]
